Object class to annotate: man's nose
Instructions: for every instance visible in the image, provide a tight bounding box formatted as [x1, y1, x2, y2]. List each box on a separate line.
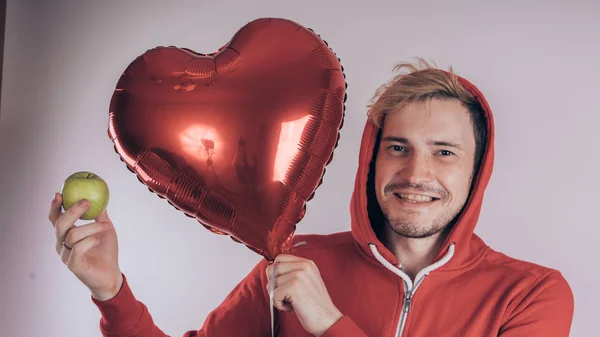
[398, 153, 434, 184]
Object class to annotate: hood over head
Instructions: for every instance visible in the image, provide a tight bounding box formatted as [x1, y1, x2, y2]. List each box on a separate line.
[350, 69, 495, 271]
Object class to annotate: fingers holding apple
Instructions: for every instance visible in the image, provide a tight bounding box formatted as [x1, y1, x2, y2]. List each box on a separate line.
[49, 171, 123, 301]
[51, 171, 110, 252]
[61, 171, 110, 220]
[59, 218, 111, 263]
[52, 197, 92, 252]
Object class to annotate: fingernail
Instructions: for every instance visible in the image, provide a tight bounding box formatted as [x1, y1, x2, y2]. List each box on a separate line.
[79, 199, 89, 207]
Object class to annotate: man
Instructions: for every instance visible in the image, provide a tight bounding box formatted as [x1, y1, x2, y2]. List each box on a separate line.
[49, 59, 574, 336]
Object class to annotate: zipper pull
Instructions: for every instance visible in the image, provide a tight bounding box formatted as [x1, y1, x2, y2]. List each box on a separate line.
[403, 292, 413, 313]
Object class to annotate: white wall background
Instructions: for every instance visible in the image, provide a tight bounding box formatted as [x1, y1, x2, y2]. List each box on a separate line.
[1, 0, 598, 336]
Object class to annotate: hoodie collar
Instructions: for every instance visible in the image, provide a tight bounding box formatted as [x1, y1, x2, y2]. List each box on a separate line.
[350, 74, 495, 270]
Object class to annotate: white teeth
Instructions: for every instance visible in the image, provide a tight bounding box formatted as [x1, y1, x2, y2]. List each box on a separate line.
[398, 193, 433, 203]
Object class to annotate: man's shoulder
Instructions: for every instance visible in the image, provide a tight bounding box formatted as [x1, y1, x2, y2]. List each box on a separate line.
[477, 241, 574, 326]
[481, 243, 567, 286]
[289, 231, 356, 256]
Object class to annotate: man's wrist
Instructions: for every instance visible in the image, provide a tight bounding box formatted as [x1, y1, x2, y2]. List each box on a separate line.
[315, 308, 344, 337]
[91, 273, 124, 301]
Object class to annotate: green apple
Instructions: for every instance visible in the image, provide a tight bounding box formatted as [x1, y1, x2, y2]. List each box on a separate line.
[61, 171, 110, 220]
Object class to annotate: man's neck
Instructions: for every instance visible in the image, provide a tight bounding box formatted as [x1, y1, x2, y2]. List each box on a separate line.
[382, 225, 447, 281]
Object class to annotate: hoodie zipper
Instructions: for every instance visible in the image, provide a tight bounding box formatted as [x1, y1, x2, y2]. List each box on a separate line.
[395, 276, 425, 337]
[368, 243, 455, 337]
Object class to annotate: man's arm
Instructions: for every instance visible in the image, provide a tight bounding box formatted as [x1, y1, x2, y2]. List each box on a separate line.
[91, 258, 273, 337]
[91, 253, 372, 337]
[319, 317, 369, 337]
[498, 271, 574, 337]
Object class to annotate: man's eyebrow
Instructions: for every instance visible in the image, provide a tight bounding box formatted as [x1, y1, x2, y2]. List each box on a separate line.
[382, 136, 463, 151]
[382, 136, 409, 143]
[428, 140, 464, 151]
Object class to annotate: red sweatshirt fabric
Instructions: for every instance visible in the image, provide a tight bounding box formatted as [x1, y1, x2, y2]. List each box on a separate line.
[92, 74, 575, 336]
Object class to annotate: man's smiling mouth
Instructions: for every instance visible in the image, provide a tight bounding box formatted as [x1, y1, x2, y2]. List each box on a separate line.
[393, 193, 440, 203]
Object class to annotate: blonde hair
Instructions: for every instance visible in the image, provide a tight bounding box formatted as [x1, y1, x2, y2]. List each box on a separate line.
[367, 58, 487, 169]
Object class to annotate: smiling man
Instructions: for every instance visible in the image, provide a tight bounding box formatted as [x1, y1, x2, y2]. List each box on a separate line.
[52, 59, 574, 337]
[372, 95, 484, 280]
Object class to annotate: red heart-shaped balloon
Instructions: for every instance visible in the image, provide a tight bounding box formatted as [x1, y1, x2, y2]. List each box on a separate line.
[107, 18, 346, 260]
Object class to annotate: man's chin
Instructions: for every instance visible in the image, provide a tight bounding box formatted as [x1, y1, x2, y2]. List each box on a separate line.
[386, 221, 446, 239]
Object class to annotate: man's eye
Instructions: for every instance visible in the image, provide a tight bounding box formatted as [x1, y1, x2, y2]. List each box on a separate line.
[439, 150, 454, 156]
[390, 145, 405, 152]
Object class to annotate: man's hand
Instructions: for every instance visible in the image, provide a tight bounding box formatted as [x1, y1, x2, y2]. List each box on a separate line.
[266, 254, 343, 337]
[49, 193, 123, 301]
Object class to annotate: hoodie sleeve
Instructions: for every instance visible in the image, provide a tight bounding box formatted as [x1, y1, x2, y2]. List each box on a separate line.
[91, 258, 272, 337]
[498, 271, 574, 337]
[320, 316, 369, 337]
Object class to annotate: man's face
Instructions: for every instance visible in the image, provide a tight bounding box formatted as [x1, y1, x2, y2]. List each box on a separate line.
[374, 98, 477, 239]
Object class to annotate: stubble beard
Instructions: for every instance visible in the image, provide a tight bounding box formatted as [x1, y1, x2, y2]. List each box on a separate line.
[380, 178, 474, 239]
[384, 211, 454, 239]
[382, 201, 465, 239]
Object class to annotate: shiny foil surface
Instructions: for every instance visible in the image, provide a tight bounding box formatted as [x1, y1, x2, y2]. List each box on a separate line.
[108, 18, 346, 260]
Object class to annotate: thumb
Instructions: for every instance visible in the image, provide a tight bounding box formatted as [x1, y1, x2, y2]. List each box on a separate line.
[95, 209, 111, 223]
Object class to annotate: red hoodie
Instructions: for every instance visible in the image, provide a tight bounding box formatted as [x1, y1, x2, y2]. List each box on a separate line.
[92, 74, 575, 337]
